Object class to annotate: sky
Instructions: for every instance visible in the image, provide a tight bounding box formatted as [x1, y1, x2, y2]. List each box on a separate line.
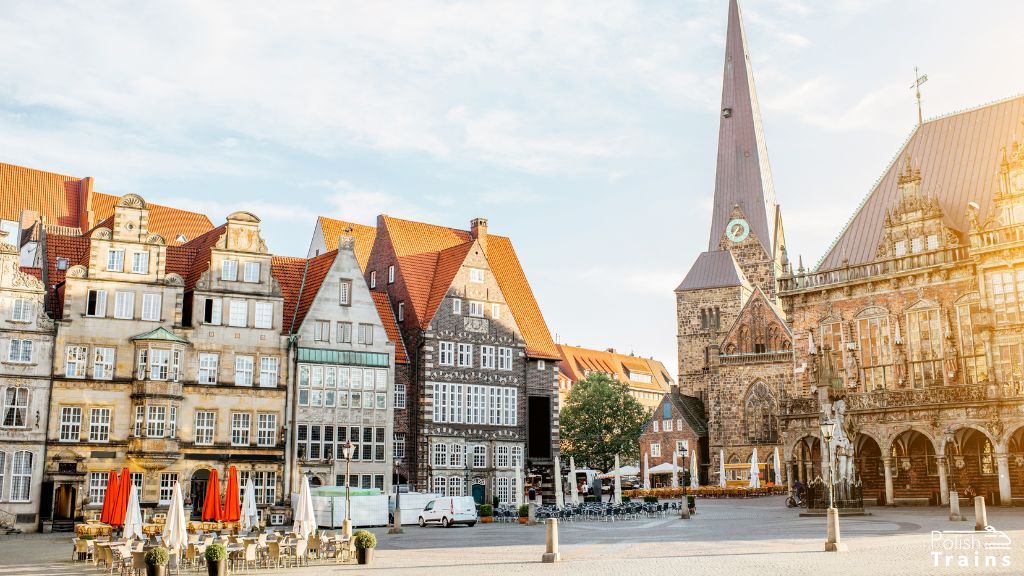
[2, 0, 1023, 378]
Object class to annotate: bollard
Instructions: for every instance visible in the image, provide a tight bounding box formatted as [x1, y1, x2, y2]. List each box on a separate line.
[389, 504, 404, 534]
[542, 518, 561, 563]
[824, 507, 848, 552]
[527, 502, 537, 526]
[949, 491, 963, 521]
[974, 496, 988, 530]
[680, 497, 690, 519]
[342, 518, 352, 540]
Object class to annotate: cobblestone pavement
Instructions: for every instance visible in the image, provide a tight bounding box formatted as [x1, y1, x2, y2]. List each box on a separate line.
[3, 497, 1023, 575]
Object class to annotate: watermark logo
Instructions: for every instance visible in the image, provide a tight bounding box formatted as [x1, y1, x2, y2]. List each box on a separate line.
[931, 525, 1012, 569]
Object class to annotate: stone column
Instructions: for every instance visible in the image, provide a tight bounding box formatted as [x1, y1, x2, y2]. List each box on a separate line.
[996, 453, 1012, 506]
[936, 456, 949, 505]
[785, 460, 794, 494]
[798, 457, 806, 483]
[882, 457, 895, 506]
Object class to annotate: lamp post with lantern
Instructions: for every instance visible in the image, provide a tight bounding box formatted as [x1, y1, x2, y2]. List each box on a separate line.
[341, 440, 354, 539]
[820, 417, 845, 552]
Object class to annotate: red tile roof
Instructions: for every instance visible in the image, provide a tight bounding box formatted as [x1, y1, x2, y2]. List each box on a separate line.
[42, 233, 91, 317]
[272, 255, 309, 335]
[293, 250, 338, 334]
[19, 266, 41, 280]
[379, 215, 559, 359]
[316, 217, 378, 270]
[167, 224, 227, 290]
[371, 291, 409, 364]
[92, 192, 214, 246]
[557, 344, 673, 393]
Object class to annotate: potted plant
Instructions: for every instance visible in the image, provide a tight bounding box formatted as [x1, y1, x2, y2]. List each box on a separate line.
[517, 504, 529, 524]
[204, 543, 227, 576]
[144, 546, 169, 576]
[353, 530, 377, 564]
[479, 504, 493, 523]
[492, 495, 500, 508]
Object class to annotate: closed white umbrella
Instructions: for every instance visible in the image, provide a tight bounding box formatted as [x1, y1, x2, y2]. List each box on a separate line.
[748, 448, 760, 489]
[671, 451, 680, 488]
[643, 452, 651, 489]
[612, 454, 622, 504]
[773, 447, 783, 485]
[292, 475, 318, 539]
[569, 457, 580, 506]
[123, 484, 144, 541]
[514, 465, 523, 508]
[719, 449, 726, 488]
[554, 457, 565, 509]
[240, 478, 259, 532]
[690, 449, 699, 489]
[162, 482, 188, 555]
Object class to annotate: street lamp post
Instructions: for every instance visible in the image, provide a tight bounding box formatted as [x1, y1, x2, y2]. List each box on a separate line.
[820, 417, 845, 552]
[341, 440, 354, 539]
[944, 430, 962, 521]
[820, 419, 835, 509]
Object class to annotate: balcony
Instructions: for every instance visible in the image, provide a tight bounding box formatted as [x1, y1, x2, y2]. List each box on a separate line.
[127, 436, 182, 467]
[970, 223, 1024, 250]
[131, 380, 184, 400]
[778, 246, 969, 293]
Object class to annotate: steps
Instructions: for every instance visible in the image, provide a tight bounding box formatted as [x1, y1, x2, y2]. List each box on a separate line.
[51, 520, 75, 533]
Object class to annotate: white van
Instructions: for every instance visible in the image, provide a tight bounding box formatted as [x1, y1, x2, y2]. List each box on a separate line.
[418, 496, 478, 527]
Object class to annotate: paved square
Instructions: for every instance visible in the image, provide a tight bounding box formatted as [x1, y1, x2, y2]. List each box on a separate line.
[3, 497, 1022, 575]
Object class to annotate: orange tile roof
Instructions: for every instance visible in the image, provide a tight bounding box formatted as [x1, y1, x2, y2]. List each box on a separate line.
[0, 162, 83, 228]
[557, 344, 673, 393]
[293, 250, 338, 334]
[271, 255, 309, 335]
[378, 215, 559, 359]
[371, 291, 409, 364]
[166, 224, 228, 290]
[42, 233, 91, 317]
[92, 192, 214, 246]
[316, 217, 377, 270]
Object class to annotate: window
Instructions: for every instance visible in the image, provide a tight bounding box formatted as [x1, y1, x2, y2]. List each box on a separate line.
[452, 298, 462, 315]
[651, 443, 661, 457]
[2, 387, 28, 427]
[492, 304, 501, 319]
[235, 356, 254, 387]
[397, 302, 404, 321]
[358, 324, 373, 345]
[448, 476, 464, 497]
[985, 268, 1024, 325]
[131, 251, 149, 274]
[65, 346, 88, 378]
[141, 293, 161, 321]
[89, 472, 109, 506]
[956, 303, 987, 385]
[663, 419, 673, 432]
[911, 237, 923, 253]
[388, 265, 395, 284]
[199, 353, 218, 384]
[744, 381, 778, 443]
[194, 412, 215, 445]
[114, 291, 134, 319]
[894, 240, 907, 257]
[394, 383, 406, 409]
[495, 476, 512, 504]
[243, 261, 260, 283]
[469, 268, 484, 283]
[203, 298, 222, 325]
[159, 473, 177, 505]
[433, 383, 516, 426]
[149, 349, 170, 380]
[257, 414, 277, 447]
[819, 321, 845, 379]
[336, 322, 352, 343]
[228, 300, 247, 327]
[134, 405, 144, 436]
[857, 316, 892, 390]
[59, 407, 81, 441]
[457, 343, 473, 367]
[495, 445, 510, 468]
[11, 298, 31, 322]
[89, 408, 111, 442]
[394, 433, 405, 459]
[93, 347, 114, 380]
[374, 427, 386, 461]
[432, 443, 448, 467]
[653, 420, 659, 433]
[433, 476, 447, 496]
[676, 440, 688, 457]
[7, 339, 32, 363]
[146, 405, 166, 437]
[86, 290, 107, 317]
[313, 320, 330, 341]
[473, 445, 487, 468]
[511, 446, 523, 467]
[497, 347, 513, 371]
[231, 413, 251, 446]
[370, 270, 376, 289]
[480, 346, 495, 369]
[538, 360, 546, 371]
[339, 280, 352, 306]
[906, 308, 942, 387]
[468, 301, 484, 317]
[927, 234, 939, 251]
[107, 249, 124, 272]
[260, 357, 279, 387]
[222, 259, 238, 281]
[439, 342, 455, 366]
[254, 301, 273, 329]
[449, 443, 464, 467]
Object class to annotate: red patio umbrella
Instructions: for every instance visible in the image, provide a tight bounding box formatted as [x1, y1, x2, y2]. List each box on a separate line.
[222, 466, 240, 522]
[109, 467, 131, 528]
[201, 469, 222, 521]
[99, 469, 119, 524]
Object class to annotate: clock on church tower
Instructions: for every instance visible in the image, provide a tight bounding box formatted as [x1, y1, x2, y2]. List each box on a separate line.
[725, 218, 750, 243]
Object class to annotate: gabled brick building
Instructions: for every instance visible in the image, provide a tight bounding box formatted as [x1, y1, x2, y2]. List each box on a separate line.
[638, 386, 708, 487]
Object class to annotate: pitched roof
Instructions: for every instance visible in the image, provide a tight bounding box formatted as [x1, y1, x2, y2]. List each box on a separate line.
[379, 215, 559, 359]
[292, 250, 338, 334]
[676, 250, 750, 292]
[371, 291, 409, 364]
[708, 0, 778, 255]
[92, 192, 214, 246]
[667, 391, 708, 437]
[557, 344, 673, 393]
[271, 255, 309, 335]
[166, 224, 227, 290]
[316, 217, 378, 270]
[43, 233, 90, 289]
[818, 95, 1024, 269]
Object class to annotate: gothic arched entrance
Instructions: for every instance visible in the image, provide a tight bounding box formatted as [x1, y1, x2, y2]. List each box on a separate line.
[891, 429, 938, 504]
[855, 435, 883, 504]
[792, 436, 820, 483]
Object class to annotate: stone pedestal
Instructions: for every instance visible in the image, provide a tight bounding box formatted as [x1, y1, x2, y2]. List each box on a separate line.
[948, 491, 963, 521]
[825, 507, 848, 552]
[996, 454, 1012, 506]
[527, 502, 537, 526]
[541, 519, 561, 563]
[974, 496, 988, 530]
[389, 505, 404, 534]
[342, 518, 352, 540]
[882, 458, 894, 506]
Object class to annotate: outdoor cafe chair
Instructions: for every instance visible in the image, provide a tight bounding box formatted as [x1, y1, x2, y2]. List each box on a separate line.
[292, 539, 308, 568]
[266, 540, 283, 568]
[131, 550, 147, 576]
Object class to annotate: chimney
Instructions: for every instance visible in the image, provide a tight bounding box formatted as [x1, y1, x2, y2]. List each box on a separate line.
[670, 384, 679, 397]
[606, 347, 616, 354]
[470, 217, 488, 252]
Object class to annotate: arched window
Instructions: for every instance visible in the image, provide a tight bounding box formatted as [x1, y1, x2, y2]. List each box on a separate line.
[744, 382, 778, 443]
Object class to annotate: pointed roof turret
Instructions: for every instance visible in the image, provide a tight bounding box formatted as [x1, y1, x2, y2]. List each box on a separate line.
[708, 0, 779, 255]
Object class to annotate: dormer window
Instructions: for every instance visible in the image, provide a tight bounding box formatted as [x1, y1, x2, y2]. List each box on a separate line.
[370, 270, 377, 289]
[894, 240, 907, 257]
[388, 265, 395, 284]
[222, 259, 238, 281]
[469, 268, 485, 283]
[339, 280, 352, 306]
[107, 250, 125, 272]
[56, 257, 69, 271]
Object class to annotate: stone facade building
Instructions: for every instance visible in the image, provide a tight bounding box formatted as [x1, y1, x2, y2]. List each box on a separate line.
[0, 232, 53, 533]
[556, 344, 673, 412]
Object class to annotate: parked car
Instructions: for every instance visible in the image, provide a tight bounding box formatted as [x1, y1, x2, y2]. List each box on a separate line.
[418, 496, 478, 527]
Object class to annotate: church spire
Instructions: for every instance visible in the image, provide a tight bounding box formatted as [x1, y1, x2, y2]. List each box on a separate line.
[708, 0, 779, 256]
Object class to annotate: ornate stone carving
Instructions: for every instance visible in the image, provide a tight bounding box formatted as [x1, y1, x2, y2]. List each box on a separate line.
[117, 194, 147, 209]
[66, 265, 88, 278]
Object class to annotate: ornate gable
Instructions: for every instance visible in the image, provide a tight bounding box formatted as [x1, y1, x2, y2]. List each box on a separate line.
[720, 287, 792, 355]
[874, 157, 961, 260]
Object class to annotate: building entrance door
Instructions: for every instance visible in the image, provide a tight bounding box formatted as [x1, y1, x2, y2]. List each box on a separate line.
[190, 469, 210, 519]
[472, 483, 485, 504]
[54, 484, 76, 520]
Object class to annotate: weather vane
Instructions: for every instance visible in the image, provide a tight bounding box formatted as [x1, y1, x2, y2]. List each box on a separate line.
[911, 66, 928, 126]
